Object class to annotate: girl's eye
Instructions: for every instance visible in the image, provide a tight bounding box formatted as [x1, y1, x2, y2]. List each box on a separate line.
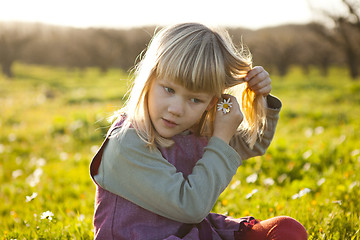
[164, 87, 175, 94]
[190, 98, 201, 103]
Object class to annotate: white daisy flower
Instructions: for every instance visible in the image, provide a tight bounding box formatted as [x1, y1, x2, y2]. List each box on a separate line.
[292, 188, 311, 199]
[245, 189, 258, 199]
[230, 180, 241, 190]
[246, 173, 258, 183]
[25, 192, 38, 202]
[217, 98, 232, 114]
[77, 214, 85, 222]
[263, 178, 275, 186]
[40, 211, 54, 221]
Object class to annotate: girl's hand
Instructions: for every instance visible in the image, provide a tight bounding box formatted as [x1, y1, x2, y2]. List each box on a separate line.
[213, 94, 243, 144]
[245, 66, 272, 96]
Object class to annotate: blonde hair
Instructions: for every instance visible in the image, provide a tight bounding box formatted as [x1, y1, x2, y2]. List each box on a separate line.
[111, 23, 266, 148]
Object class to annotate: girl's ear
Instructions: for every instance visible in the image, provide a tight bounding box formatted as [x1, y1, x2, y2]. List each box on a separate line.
[206, 97, 218, 111]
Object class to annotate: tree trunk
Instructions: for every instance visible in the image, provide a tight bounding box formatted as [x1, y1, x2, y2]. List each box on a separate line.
[1, 62, 13, 78]
[345, 47, 359, 79]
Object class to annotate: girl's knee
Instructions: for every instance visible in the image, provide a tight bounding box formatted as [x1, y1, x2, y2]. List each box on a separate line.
[269, 216, 308, 240]
[247, 216, 307, 240]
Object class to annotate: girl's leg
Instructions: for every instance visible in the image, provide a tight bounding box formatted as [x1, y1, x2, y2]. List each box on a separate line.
[244, 216, 307, 240]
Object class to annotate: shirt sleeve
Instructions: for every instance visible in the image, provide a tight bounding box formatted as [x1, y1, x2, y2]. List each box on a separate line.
[94, 129, 241, 224]
[229, 94, 282, 160]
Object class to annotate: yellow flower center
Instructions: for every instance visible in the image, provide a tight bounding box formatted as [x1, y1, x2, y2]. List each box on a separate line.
[223, 103, 229, 109]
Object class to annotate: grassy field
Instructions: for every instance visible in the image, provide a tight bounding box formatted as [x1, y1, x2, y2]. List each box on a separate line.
[0, 63, 359, 239]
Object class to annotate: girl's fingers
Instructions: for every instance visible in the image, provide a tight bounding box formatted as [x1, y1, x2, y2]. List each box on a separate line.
[255, 85, 272, 96]
[222, 94, 242, 108]
[245, 66, 264, 81]
[251, 82, 271, 96]
[245, 66, 271, 96]
[248, 76, 270, 89]
[215, 94, 242, 120]
[213, 94, 243, 143]
[250, 76, 271, 90]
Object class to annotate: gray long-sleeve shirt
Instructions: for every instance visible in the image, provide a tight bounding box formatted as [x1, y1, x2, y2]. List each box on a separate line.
[92, 95, 282, 225]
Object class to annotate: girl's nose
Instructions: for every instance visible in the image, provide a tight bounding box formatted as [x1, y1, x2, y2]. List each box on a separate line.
[168, 98, 184, 117]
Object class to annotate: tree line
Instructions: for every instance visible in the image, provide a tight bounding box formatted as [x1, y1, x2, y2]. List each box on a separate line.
[0, 1, 359, 79]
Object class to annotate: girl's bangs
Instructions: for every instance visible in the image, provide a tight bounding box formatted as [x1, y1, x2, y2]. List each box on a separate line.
[155, 32, 225, 95]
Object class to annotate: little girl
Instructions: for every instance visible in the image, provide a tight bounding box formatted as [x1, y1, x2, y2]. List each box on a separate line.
[90, 23, 307, 239]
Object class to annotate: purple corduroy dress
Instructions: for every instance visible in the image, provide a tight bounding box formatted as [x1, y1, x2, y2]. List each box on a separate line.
[90, 123, 257, 240]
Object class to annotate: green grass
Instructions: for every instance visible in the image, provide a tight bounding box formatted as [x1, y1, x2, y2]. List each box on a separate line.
[0, 63, 359, 239]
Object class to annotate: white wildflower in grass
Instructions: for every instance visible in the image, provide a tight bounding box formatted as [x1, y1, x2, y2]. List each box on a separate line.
[263, 178, 275, 186]
[303, 162, 311, 171]
[74, 153, 81, 162]
[29, 157, 37, 166]
[30, 157, 46, 167]
[230, 180, 241, 190]
[91, 145, 99, 154]
[26, 192, 38, 202]
[317, 178, 326, 186]
[77, 214, 85, 222]
[69, 120, 84, 132]
[41, 211, 54, 222]
[332, 200, 342, 205]
[26, 168, 43, 187]
[246, 173, 258, 183]
[338, 135, 346, 144]
[314, 126, 324, 135]
[349, 181, 359, 190]
[299, 188, 311, 196]
[278, 173, 287, 183]
[292, 188, 311, 199]
[246, 189, 258, 199]
[12, 169, 23, 179]
[15, 157, 22, 165]
[302, 150, 312, 160]
[60, 152, 68, 161]
[291, 193, 299, 200]
[304, 128, 313, 138]
[33, 168, 43, 178]
[351, 149, 360, 157]
[36, 158, 46, 167]
[8, 133, 17, 142]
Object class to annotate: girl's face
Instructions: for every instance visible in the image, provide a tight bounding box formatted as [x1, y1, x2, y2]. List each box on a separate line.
[148, 78, 214, 139]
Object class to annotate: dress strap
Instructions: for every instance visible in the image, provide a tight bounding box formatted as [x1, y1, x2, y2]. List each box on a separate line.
[89, 126, 121, 181]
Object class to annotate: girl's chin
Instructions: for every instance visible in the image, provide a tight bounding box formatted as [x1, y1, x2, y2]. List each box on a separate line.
[155, 128, 177, 139]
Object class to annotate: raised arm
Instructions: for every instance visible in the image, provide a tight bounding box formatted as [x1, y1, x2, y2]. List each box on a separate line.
[230, 94, 282, 160]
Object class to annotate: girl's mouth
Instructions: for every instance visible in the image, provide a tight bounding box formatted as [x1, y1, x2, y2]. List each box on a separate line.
[162, 118, 178, 128]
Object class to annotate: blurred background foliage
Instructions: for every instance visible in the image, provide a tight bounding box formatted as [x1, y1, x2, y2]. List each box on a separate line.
[0, 0, 360, 239]
[0, 0, 359, 80]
